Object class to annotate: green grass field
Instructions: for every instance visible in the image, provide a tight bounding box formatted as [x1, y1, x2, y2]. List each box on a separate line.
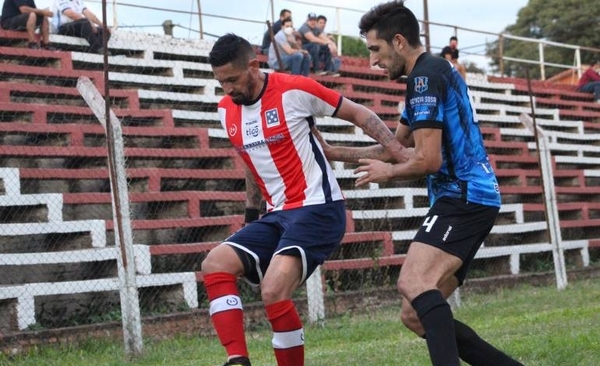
[2, 278, 599, 366]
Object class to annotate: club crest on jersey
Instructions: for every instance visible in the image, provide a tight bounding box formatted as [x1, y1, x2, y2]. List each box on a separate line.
[228, 124, 238, 137]
[265, 108, 280, 127]
[414, 76, 429, 93]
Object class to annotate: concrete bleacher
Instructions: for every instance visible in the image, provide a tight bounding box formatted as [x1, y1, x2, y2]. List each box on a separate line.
[0, 168, 198, 331]
[1, 26, 600, 335]
[0, 28, 406, 324]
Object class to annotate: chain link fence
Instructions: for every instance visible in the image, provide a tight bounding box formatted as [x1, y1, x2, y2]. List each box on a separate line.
[0, 1, 599, 356]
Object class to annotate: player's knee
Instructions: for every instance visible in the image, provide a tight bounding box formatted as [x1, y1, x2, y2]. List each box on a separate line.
[397, 274, 417, 298]
[200, 252, 216, 274]
[200, 247, 228, 274]
[260, 282, 283, 305]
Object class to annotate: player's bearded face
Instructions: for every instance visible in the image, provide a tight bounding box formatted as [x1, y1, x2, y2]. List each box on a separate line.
[386, 52, 406, 80]
[213, 64, 258, 105]
[365, 31, 406, 80]
[229, 70, 257, 105]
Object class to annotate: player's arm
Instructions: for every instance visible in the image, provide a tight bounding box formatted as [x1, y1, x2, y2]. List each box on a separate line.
[354, 127, 442, 187]
[396, 120, 414, 148]
[244, 167, 262, 224]
[330, 97, 411, 163]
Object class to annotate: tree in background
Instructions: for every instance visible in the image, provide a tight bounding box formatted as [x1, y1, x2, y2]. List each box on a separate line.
[486, 0, 600, 79]
[338, 35, 369, 58]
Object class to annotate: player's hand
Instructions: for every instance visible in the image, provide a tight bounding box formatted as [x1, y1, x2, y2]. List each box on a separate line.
[390, 146, 414, 164]
[354, 159, 393, 187]
[42, 8, 53, 17]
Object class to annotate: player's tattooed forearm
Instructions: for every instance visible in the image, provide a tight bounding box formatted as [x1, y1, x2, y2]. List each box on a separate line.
[364, 114, 395, 145]
[339, 145, 386, 161]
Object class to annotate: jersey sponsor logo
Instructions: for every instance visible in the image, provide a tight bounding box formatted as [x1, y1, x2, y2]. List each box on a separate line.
[265, 108, 281, 127]
[442, 225, 453, 241]
[234, 133, 286, 153]
[246, 124, 260, 137]
[414, 76, 429, 93]
[409, 95, 437, 107]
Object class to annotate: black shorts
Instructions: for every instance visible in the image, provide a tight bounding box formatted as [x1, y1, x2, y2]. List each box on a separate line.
[1, 13, 43, 31]
[414, 197, 499, 285]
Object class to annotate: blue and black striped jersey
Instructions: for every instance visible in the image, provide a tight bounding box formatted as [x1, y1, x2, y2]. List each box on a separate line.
[401, 52, 501, 207]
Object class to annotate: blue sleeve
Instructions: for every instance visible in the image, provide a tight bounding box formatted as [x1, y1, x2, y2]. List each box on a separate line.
[405, 72, 445, 130]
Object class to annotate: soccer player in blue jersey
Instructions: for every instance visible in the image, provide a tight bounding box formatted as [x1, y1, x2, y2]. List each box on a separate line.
[316, 1, 523, 365]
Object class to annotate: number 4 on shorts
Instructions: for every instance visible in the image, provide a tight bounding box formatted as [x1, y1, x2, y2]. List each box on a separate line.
[422, 215, 438, 233]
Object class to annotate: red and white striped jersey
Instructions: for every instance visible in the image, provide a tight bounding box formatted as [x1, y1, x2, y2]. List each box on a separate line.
[218, 72, 345, 212]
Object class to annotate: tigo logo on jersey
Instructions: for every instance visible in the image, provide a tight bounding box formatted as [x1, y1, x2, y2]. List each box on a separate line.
[414, 76, 429, 93]
[265, 108, 281, 127]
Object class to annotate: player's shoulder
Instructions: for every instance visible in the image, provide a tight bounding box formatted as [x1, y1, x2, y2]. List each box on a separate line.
[411, 53, 451, 78]
[268, 72, 320, 91]
[217, 95, 234, 109]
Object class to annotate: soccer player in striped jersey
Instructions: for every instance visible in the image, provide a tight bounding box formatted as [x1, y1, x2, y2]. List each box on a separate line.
[203, 33, 409, 366]
[316, 1, 524, 365]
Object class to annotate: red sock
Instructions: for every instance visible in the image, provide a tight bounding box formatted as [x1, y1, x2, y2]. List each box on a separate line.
[204, 272, 248, 358]
[266, 300, 304, 366]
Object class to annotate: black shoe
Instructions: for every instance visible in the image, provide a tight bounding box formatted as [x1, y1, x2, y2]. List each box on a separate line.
[223, 356, 251, 366]
[42, 43, 57, 51]
[27, 42, 40, 49]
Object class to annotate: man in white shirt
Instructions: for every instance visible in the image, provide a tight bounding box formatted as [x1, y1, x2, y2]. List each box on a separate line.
[52, 0, 109, 54]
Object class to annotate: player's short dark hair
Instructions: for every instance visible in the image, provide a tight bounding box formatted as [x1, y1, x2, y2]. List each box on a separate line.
[358, 0, 422, 47]
[209, 33, 255, 68]
[280, 8, 291, 17]
[450, 36, 458, 42]
[317, 15, 327, 22]
[281, 17, 293, 26]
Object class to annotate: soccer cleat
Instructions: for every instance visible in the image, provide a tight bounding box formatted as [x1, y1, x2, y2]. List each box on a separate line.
[222, 356, 251, 366]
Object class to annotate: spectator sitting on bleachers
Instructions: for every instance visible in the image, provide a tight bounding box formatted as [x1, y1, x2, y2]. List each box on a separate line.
[316, 15, 341, 75]
[440, 36, 466, 80]
[0, 0, 53, 49]
[298, 12, 337, 75]
[260, 8, 291, 55]
[268, 17, 310, 76]
[51, 0, 110, 54]
[577, 60, 600, 103]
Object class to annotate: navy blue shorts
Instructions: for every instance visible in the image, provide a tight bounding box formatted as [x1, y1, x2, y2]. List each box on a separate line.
[223, 200, 346, 286]
[414, 197, 499, 285]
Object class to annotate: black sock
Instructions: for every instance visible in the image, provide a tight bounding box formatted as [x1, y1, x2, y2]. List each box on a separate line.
[411, 289, 460, 366]
[454, 320, 523, 366]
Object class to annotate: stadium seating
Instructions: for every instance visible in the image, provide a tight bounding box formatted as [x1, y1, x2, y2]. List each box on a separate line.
[0, 168, 198, 331]
[1, 28, 600, 332]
